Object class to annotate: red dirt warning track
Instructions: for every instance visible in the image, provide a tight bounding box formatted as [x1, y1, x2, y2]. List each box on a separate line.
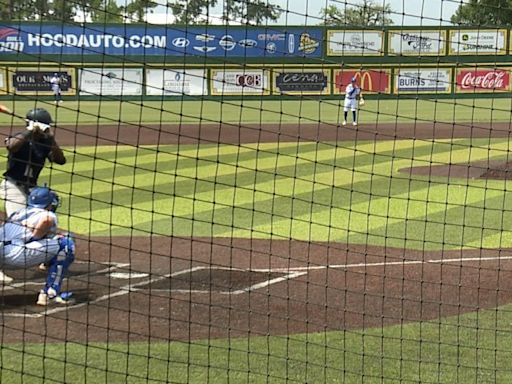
[0, 121, 510, 343]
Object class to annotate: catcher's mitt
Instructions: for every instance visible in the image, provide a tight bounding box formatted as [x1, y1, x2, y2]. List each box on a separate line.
[358, 97, 365, 107]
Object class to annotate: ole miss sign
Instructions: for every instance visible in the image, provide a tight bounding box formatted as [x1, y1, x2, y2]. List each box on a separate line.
[456, 69, 510, 93]
[334, 69, 391, 94]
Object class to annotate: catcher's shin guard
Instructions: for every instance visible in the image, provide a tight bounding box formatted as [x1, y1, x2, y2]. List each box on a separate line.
[43, 235, 75, 296]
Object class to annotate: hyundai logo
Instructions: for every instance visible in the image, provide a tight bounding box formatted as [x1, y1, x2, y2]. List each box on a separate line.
[172, 37, 190, 48]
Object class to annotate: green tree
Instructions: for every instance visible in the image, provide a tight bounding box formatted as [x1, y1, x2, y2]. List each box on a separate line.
[320, 0, 393, 26]
[169, 0, 282, 25]
[125, 0, 159, 22]
[81, 0, 124, 22]
[168, 0, 216, 24]
[50, 0, 76, 22]
[451, 0, 512, 26]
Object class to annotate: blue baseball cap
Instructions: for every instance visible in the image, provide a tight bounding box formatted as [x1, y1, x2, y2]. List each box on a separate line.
[351, 76, 357, 82]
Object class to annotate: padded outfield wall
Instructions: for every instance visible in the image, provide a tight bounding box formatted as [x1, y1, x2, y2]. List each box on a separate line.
[0, 22, 510, 100]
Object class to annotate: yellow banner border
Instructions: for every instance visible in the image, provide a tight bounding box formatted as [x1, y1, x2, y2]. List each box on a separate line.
[388, 30, 447, 56]
[7, 67, 77, 96]
[326, 30, 384, 57]
[394, 68, 452, 94]
[448, 29, 508, 56]
[332, 68, 391, 95]
[272, 68, 331, 95]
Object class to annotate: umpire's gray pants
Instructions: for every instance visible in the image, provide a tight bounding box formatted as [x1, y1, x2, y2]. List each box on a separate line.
[0, 179, 28, 217]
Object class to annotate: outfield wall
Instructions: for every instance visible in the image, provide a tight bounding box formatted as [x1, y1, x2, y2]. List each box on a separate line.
[0, 23, 511, 100]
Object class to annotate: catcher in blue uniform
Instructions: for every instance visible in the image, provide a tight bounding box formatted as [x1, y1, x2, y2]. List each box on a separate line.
[0, 186, 75, 305]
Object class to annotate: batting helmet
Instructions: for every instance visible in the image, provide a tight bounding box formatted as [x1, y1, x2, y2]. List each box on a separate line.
[28, 187, 60, 211]
[25, 108, 53, 130]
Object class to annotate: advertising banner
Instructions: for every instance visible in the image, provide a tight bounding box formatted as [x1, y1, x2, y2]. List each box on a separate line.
[79, 68, 142, 95]
[9, 68, 74, 95]
[395, 68, 451, 93]
[274, 69, 329, 95]
[146, 69, 207, 95]
[211, 69, 269, 95]
[0, 68, 6, 94]
[327, 30, 384, 56]
[449, 29, 507, 55]
[0, 24, 322, 57]
[455, 68, 510, 92]
[388, 30, 446, 56]
[334, 69, 390, 94]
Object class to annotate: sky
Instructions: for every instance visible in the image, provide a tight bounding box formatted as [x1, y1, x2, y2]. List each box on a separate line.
[146, 0, 463, 26]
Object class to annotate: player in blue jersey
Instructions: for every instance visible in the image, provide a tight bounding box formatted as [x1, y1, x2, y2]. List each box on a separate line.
[0, 108, 67, 283]
[342, 77, 363, 126]
[0, 186, 75, 305]
[50, 73, 63, 104]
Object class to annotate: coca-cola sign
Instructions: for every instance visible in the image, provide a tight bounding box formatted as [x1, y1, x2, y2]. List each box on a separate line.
[456, 69, 510, 92]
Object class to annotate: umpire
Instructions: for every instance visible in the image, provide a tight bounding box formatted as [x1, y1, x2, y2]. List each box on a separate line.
[1, 107, 66, 217]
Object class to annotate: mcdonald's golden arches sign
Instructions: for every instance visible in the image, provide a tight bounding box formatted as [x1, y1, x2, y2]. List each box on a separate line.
[334, 69, 391, 94]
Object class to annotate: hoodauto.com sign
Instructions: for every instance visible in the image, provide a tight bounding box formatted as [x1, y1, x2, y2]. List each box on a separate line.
[28, 33, 166, 49]
[0, 24, 323, 57]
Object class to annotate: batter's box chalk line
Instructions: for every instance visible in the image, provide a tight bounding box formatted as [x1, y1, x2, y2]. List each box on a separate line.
[5, 255, 512, 319]
[128, 266, 307, 295]
[0, 261, 131, 290]
[0, 261, 130, 318]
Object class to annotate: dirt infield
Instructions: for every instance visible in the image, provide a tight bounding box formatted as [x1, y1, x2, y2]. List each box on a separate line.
[0, 121, 510, 343]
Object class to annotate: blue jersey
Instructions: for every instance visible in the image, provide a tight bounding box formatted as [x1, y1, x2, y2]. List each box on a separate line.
[345, 84, 360, 99]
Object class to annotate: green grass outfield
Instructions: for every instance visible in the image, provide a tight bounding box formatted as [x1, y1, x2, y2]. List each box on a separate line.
[2, 305, 512, 383]
[2, 98, 512, 383]
[33, 137, 512, 251]
[1, 98, 512, 125]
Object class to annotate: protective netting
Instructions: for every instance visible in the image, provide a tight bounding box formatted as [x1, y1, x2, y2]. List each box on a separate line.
[0, 0, 511, 383]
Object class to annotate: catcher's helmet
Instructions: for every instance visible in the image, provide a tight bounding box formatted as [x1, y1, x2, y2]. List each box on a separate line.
[28, 187, 60, 211]
[25, 108, 53, 130]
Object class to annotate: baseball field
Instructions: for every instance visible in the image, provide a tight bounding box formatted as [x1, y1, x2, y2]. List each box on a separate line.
[0, 98, 512, 383]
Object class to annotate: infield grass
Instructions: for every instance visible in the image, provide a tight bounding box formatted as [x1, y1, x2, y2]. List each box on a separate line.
[1, 303, 512, 383]
[1, 98, 511, 382]
[23, 136, 512, 251]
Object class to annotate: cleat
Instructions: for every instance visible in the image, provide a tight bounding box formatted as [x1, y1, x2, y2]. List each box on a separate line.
[342, 120, 347, 126]
[36, 290, 75, 306]
[0, 270, 14, 284]
[353, 122, 358, 126]
[38, 263, 48, 272]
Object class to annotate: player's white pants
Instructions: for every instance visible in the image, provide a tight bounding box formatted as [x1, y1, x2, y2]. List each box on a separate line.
[343, 98, 358, 112]
[0, 179, 28, 217]
[0, 239, 60, 269]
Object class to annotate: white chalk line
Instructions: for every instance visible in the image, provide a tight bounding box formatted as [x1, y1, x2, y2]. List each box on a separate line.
[4, 255, 512, 318]
[0, 261, 130, 290]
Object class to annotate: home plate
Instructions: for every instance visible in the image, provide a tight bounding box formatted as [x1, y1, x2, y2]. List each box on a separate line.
[110, 272, 149, 279]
